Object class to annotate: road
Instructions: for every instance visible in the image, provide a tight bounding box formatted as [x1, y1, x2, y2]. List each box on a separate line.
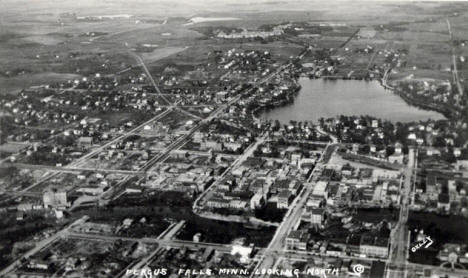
[5, 215, 468, 278]
[253, 46, 311, 85]
[66, 231, 233, 253]
[118, 220, 187, 278]
[7, 36, 295, 199]
[97, 94, 245, 203]
[2, 39, 315, 276]
[14, 107, 175, 195]
[251, 143, 332, 277]
[382, 67, 394, 90]
[193, 133, 269, 210]
[315, 126, 338, 143]
[386, 148, 416, 278]
[157, 220, 186, 241]
[446, 19, 464, 99]
[138, 94, 243, 173]
[129, 52, 171, 105]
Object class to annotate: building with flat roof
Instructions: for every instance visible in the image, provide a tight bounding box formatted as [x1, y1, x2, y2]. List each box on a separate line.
[277, 190, 292, 209]
[312, 181, 328, 197]
[310, 208, 324, 226]
[286, 230, 309, 251]
[359, 235, 389, 258]
[43, 189, 69, 209]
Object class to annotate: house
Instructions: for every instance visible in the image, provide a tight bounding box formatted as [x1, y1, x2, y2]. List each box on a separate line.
[352, 143, 360, 154]
[394, 143, 403, 154]
[16, 211, 25, 221]
[286, 230, 309, 251]
[27, 259, 50, 270]
[224, 142, 243, 152]
[65, 257, 79, 271]
[388, 153, 404, 164]
[341, 164, 353, 176]
[78, 136, 93, 147]
[202, 140, 223, 151]
[193, 233, 202, 242]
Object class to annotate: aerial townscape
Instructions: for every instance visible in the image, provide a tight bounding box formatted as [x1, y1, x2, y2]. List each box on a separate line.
[2, 0, 468, 277]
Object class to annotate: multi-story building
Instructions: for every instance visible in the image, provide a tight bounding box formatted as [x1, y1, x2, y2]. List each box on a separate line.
[359, 235, 389, 258]
[286, 230, 309, 251]
[250, 193, 264, 209]
[277, 190, 292, 209]
[310, 208, 324, 226]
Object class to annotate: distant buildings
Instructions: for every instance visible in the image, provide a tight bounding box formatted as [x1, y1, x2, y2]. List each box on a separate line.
[216, 25, 287, 39]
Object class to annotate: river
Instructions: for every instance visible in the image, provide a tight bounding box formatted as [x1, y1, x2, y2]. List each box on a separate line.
[261, 78, 445, 123]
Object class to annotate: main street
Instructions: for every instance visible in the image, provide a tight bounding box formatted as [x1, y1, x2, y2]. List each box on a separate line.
[251, 142, 333, 277]
[386, 148, 416, 278]
[193, 132, 269, 211]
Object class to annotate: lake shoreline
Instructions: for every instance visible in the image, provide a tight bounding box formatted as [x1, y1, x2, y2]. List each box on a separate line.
[260, 76, 446, 124]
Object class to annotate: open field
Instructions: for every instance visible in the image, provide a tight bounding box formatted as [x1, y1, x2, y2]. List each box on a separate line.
[2, 0, 468, 94]
[0, 72, 81, 95]
[140, 46, 188, 63]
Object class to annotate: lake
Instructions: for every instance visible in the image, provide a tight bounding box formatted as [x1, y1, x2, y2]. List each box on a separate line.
[261, 78, 445, 123]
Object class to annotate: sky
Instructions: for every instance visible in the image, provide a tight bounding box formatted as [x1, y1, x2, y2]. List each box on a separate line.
[1, 0, 466, 19]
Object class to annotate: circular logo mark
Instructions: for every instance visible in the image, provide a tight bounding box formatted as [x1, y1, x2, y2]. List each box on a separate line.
[352, 264, 365, 276]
